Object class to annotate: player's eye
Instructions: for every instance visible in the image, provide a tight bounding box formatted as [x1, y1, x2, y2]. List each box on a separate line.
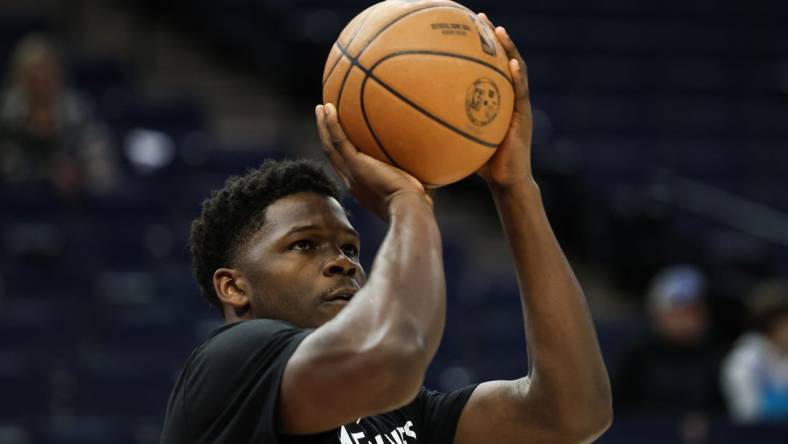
[341, 244, 359, 258]
[290, 239, 316, 251]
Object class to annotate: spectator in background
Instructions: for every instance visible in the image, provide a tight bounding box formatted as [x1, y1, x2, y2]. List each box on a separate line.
[721, 280, 788, 423]
[615, 265, 725, 423]
[0, 33, 117, 196]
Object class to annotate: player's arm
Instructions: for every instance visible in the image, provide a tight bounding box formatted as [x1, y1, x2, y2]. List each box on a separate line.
[278, 103, 445, 435]
[454, 16, 612, 444]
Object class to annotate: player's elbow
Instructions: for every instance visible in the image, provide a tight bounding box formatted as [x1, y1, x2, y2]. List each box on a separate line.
[584, 402, 614, 442]
[560, 399, 613, 444]
[373, 327, 431, 406]
[572, 373, 614, 441]
[378, 355, 427, 409]
[538, 383, 613, 443]
[590, 381, 614, 437]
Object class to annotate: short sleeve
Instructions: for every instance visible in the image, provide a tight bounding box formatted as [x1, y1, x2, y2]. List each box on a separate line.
[415, 384, 479, 444]
[167, 319, 310, 444]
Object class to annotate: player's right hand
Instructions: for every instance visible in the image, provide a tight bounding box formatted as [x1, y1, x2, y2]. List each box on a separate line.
[316, 103, 432, 220]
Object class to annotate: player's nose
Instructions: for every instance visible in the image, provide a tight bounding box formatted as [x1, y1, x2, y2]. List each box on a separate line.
[323, 250, 358, 277]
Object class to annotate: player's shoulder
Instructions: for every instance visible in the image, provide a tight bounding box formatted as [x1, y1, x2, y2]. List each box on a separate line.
[198, 318, 305, 359]
[217, 318, 300, 338]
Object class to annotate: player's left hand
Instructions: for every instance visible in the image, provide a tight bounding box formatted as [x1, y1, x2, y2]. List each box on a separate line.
[475, 13, 534, 189]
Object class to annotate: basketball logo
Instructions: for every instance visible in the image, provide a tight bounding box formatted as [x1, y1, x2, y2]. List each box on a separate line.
[465, 78, 500, 126]
[469, 13, 497, 56]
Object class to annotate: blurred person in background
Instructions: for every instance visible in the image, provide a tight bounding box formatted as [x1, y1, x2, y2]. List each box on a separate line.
[0, 33, 117, 196]
[615, 264, 725, 439]
[721, 280, 788, 423]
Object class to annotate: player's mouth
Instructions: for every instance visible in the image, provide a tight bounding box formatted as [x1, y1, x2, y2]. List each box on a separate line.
[323, 286, 359, 305]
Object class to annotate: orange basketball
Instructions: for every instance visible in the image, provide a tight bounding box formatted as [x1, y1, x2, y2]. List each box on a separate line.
[322, 0, 514, 187]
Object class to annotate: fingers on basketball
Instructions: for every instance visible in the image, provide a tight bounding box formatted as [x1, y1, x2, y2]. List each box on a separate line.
[316, 105, 342, 162]
[316, 104, 352, 187]
[477, 12, 494, 31]
[323, 104, 357, 157]
[477, 13, 530, 109]
[496, 28, 529, 98]
[478, 13, 523, 64]
[323, 103, 385, 168]
[507, 58, 529, 113]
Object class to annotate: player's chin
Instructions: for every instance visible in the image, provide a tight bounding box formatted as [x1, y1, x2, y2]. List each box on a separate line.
[320, 299, 350, 316]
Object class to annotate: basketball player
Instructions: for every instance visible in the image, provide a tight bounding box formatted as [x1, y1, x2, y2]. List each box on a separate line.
[160, 14, 612, 444]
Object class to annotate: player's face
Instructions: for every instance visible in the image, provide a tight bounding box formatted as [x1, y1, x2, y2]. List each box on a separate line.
[237, 192, 366, 328]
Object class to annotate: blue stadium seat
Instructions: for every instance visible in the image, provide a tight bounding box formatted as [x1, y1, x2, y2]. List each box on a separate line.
[70, 351, 177, 419]
[40, 416, 137, 444]
[0, 350, 49, 421]
[70, 58, 133, 100]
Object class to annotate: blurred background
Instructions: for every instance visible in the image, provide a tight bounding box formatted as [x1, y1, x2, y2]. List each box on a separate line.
[1, 0, 787, 442]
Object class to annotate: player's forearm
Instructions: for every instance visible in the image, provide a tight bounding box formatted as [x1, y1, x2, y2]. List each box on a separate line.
[371, 193, 446, 360]
[334, 193, 445, 372]
[491, 180, 612, 433]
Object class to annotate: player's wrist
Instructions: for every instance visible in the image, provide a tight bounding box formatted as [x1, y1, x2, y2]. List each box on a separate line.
[387, 191, 434, 218]
[489, 177, 540, 200]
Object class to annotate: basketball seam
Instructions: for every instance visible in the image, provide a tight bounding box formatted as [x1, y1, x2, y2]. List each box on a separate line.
[360, 72, 402, 168]
[322, 45, 342, 86]
[324, 8, 374, 86]
[335, 2, 470, 113]
[371, 49, 514, 84]
[335, 59, 355, 112]
[337, 42, 501, 149]
[370, 74, 499, 148]
[345, 7, 374, 49]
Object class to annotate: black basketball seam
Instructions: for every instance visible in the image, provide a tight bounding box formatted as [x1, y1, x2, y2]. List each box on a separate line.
[324, 7, 374, 86]
[371, 49, 514, 85]
[360, 72, 403, 168]
[370, 74, 499, 148]
[322, 44, 342, 86]
[335, 2, 470, 111]
[335, 58, 354, 112]
[346, 6, 374, 48]
[337, 42, 501, 149]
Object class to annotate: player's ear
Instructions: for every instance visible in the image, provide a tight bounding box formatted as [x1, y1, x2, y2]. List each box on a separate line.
[213, 268, 251, 310]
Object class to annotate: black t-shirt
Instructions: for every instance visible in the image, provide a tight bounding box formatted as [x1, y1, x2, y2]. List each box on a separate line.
[160, 319, 478, 444]
[613, 335, 725, 414]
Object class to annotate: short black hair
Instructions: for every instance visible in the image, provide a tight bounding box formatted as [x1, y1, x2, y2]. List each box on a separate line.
[190, 158, 342, 312]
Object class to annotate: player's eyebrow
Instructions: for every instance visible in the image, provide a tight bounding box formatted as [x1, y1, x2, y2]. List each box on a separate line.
[284, 224, 359, 239]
